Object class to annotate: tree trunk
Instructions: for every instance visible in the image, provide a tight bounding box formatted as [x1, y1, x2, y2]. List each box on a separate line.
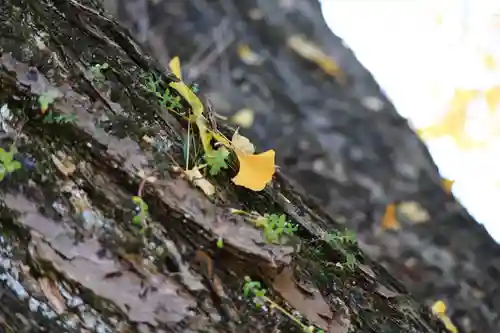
[0, 0, 451, 333]
[101, 1, 500, 333]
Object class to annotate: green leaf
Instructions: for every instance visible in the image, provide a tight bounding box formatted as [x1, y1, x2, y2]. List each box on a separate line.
[243, 280, 261, 297]
[284, 223, 298, 235]
[132, 214, 143, 226]
[0, 148, 8, 162]
[204, 147, 229, 175]
[5, 160, 21, 173]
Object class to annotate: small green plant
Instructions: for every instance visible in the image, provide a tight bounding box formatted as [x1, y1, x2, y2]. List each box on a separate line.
[231, 210, 297, 244]
[216, 236, 224, 248]
[323, 229, 356, 245]
[132, 196, 149, 228]
[204, 147, 229, 175]
[0, 146, 22, 181]
[38, 89, 60, 114]
[242, 276, 324, 333]
[42, 111, 77, 124]
[322, 229, 358, 270]
[190, 82, 200, 93]
[257, 213, 297, 243]
[89, 62, 109, 82]
[143, 73, 183, 111]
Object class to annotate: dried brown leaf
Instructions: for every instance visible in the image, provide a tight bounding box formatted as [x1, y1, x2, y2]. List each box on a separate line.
[272, 267, 336, 331]
[39, 277, 66, 314]
[358, 263, 376, 279]
[375, 283, 401, 299]
[51, 154, 76, 176]
[194, 249, 213, 278]
[183, 167, 215, 196]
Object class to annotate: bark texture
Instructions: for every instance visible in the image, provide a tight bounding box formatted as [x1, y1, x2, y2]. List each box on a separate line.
[101, 1, 500, 333]
[0, 1, 452, 333]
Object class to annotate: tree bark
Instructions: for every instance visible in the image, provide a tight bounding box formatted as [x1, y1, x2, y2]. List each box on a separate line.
[101, 1, 500, 333]
[0, 0, 453, 333]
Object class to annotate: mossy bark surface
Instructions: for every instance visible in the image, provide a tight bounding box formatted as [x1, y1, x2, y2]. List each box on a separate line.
[102, 1, 500, 333]
[0, 1, 450, 333]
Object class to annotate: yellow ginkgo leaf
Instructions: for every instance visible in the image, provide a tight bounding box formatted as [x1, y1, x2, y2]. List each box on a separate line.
[231, 108, 255, 128]
[232, 149, 275, 191]
[231, 130, 255, 154]
[169, 56, 182, 80]
[381, 203, 400, 230]
[441, 178, 455, 194]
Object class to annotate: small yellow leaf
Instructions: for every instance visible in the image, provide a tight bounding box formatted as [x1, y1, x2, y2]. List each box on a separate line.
[287, 35, 344, 82]
[196, 118, 214, 153]
[232, 150, 275, 191]
[231, 130, 255, 154]
[398, 201, 429, 224]
[184, 167, 215, 196]
[431, 300, 458, 333]
[211, 130, 232, 148]
[431, 300, 446, 315]
[231, 108, 255, 128]
[237, 44, 264, 65]
[441, 178, 455, 194]
[169, 56, 182, 80]
[169, 82, 203, 117]
[381, 203, 400, 230]
[440, 316, 458, 333]
[168, 81, 213, 153]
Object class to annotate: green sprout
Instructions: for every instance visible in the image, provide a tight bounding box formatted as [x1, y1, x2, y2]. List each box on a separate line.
[89, 62, 109, 82]
[132, 196, 149, 228]
[38, 89, 60, 114]
[216, 236, 224, 248]
[42, 111, 77, 124]
[142, 73, 183, 111]
[242, 276, 324, 333]
[0, 146, 22, 181]
[231, 210, 298, 244]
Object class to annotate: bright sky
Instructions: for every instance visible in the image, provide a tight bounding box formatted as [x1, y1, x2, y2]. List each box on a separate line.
[320, 0, 500, 242]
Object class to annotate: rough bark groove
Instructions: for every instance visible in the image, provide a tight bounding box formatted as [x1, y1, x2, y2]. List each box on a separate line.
[0, 1, 450, 333]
